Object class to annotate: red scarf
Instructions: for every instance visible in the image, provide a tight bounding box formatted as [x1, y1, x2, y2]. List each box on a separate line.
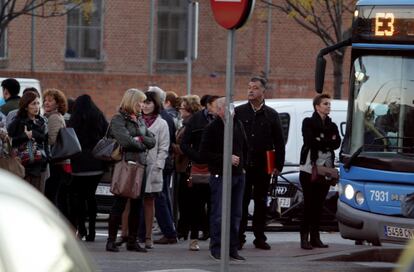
[142, 114, 157, 127]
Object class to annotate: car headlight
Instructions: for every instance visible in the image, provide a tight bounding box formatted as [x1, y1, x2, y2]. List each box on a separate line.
[344, 184, 355, 200]
[355, 191, 365, 205]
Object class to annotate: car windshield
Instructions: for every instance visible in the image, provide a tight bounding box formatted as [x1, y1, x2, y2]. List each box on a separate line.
[350, 55, 414, 156]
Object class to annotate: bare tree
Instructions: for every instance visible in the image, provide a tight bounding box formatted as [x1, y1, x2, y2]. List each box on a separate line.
[261, 0, 356, 98]
[0, 0, 92, 42]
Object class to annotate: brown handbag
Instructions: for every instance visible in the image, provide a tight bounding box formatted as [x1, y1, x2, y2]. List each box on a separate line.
[110, 159, 144, 199]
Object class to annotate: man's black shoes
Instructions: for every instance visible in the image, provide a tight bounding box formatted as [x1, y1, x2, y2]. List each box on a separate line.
[230, 253, 246, 262]
[209, 252, 220, 261]
[253, 240, 271, 250]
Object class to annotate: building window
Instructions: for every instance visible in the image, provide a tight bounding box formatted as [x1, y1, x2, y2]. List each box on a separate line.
[157, 0, 187, 62]
[66, 0, 102, 60]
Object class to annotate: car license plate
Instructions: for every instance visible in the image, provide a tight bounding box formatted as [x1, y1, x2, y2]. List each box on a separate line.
[278, 197, 291, 208]
[96, 185, 113, 196]
[384, 225, 414, 239]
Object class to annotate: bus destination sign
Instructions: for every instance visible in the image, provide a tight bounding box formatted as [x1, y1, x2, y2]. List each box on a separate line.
[353, 6, 414, 43]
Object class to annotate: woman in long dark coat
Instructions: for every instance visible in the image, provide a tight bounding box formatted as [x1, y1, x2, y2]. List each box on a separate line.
[299, 93, 341, 250]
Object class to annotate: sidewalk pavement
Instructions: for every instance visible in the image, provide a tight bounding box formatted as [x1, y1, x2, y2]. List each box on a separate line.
[83, 231, 400, 272]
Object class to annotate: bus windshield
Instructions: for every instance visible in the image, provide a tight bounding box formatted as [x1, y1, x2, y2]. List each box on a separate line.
[350, 55, 414, 156]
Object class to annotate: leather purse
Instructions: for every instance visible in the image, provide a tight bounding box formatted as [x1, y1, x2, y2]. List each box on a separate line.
[92, 123, 121, 162]
[188, 163, 210, 185]
[51, 127, 82, 161]
[110, 159, 144, 199]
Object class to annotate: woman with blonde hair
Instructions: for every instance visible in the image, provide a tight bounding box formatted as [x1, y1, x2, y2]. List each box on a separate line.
[106, 88, 156, 253]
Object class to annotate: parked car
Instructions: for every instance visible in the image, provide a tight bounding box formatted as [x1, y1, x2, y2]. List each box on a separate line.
[96, 167, 114, 214]
[0, 169, 95, 272]
[267, 170, 339, 230]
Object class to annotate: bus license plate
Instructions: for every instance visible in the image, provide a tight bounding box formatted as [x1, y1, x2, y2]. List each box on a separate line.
[384, 225, 414, 239]
[96, 185, 113, 196]
[278, 197, 291, 208]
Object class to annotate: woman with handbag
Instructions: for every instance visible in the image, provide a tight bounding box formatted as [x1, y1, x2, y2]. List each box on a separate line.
[140, 91, 170, 249]
[173, 95, 204, 250]
[299, 94, 341, 250]
[106, 88, 156, 253]
[42, 89, 70, 217]
[8, 91, 48, 190]
[68, 94, 108, 241]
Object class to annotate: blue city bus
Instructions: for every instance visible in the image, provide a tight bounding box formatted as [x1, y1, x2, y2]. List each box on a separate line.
[315, 0, 414, 245]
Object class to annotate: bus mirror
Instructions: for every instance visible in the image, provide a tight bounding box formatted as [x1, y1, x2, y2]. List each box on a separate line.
[315, 56, 326, 93]
[340, 122, 346, 137]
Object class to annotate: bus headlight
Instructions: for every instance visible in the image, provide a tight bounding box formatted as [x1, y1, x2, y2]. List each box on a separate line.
[355, 191, 365, 205]
[344, 184, 355, 200]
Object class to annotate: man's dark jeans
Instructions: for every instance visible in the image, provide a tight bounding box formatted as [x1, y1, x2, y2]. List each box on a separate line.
[239, 167, 271, 243]
[209, 174, 245, 256]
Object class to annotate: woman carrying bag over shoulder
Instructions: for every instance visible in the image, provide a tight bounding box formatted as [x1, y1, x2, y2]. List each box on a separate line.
[299, 94, 341, 250]
[106, 88, 156, 253]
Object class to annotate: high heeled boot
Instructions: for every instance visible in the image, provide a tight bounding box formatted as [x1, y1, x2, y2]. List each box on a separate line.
[86, 217, 96, 242]
[126, 213, 147, 252]
[310, 230, 328, 248]
[300, 230, 312, 250]
[106, 214, 121, 252]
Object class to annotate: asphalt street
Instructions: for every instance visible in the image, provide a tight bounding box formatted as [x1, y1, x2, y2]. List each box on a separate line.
[82, 223, 404, 272]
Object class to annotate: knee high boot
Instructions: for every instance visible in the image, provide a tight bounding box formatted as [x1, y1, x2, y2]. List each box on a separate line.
[300, 230, 312, 250]
[86, 217, 96, 242]
[126, 213, 147, 252]
[106, 214, 121, 252]
[310, 230, 328, 248]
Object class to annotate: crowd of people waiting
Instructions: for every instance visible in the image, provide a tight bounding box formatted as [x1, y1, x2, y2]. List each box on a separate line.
[0, 76, 340, 261]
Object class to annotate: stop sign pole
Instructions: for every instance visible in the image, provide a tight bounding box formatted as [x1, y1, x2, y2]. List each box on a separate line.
[210, 1, 255, 271]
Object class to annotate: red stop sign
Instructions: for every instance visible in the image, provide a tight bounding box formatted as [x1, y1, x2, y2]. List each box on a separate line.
[210, 0, 255, 29]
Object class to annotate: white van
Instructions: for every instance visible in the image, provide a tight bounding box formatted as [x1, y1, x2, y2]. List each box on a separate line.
[235, 98, 348, 170]
[0, 77, 42, 107]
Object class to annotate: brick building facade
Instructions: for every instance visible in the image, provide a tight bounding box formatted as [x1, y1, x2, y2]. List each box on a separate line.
[0, 1, 349, 116]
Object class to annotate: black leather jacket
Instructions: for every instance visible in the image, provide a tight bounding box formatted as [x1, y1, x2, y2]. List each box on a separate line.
[299, 112, 341, 166]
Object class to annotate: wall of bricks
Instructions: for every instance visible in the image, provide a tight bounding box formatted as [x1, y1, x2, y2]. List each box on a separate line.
[0, 0, 351, 118]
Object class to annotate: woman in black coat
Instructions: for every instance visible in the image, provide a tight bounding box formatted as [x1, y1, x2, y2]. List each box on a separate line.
[8, 91, 48, 191]
[68, 94, 108, 241]
[299, 94, 341, 250]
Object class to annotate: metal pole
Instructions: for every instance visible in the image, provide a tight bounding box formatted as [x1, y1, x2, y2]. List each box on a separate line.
[220, 29, 235, 272]
[265, 0, 272, 79]
[148, 0, 155, 75]
[31, 3, 35, 72]
[186, 1, 193, 95]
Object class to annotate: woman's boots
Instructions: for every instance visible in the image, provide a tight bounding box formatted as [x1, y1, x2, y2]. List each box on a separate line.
[106, 215, 121, 252]
[300, 230, 312, 250]
[310, 230, 329, 248]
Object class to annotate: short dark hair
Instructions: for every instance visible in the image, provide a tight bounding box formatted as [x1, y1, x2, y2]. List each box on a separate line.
[250, 76, 267, 89]
[2, 78, 20, 96]
[200, 95, 211, 107]
[23, 87, 40, 97]
[206, 95, 220, 105]
[144, 91, 161, 115]
[313, 93, 331, 111]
